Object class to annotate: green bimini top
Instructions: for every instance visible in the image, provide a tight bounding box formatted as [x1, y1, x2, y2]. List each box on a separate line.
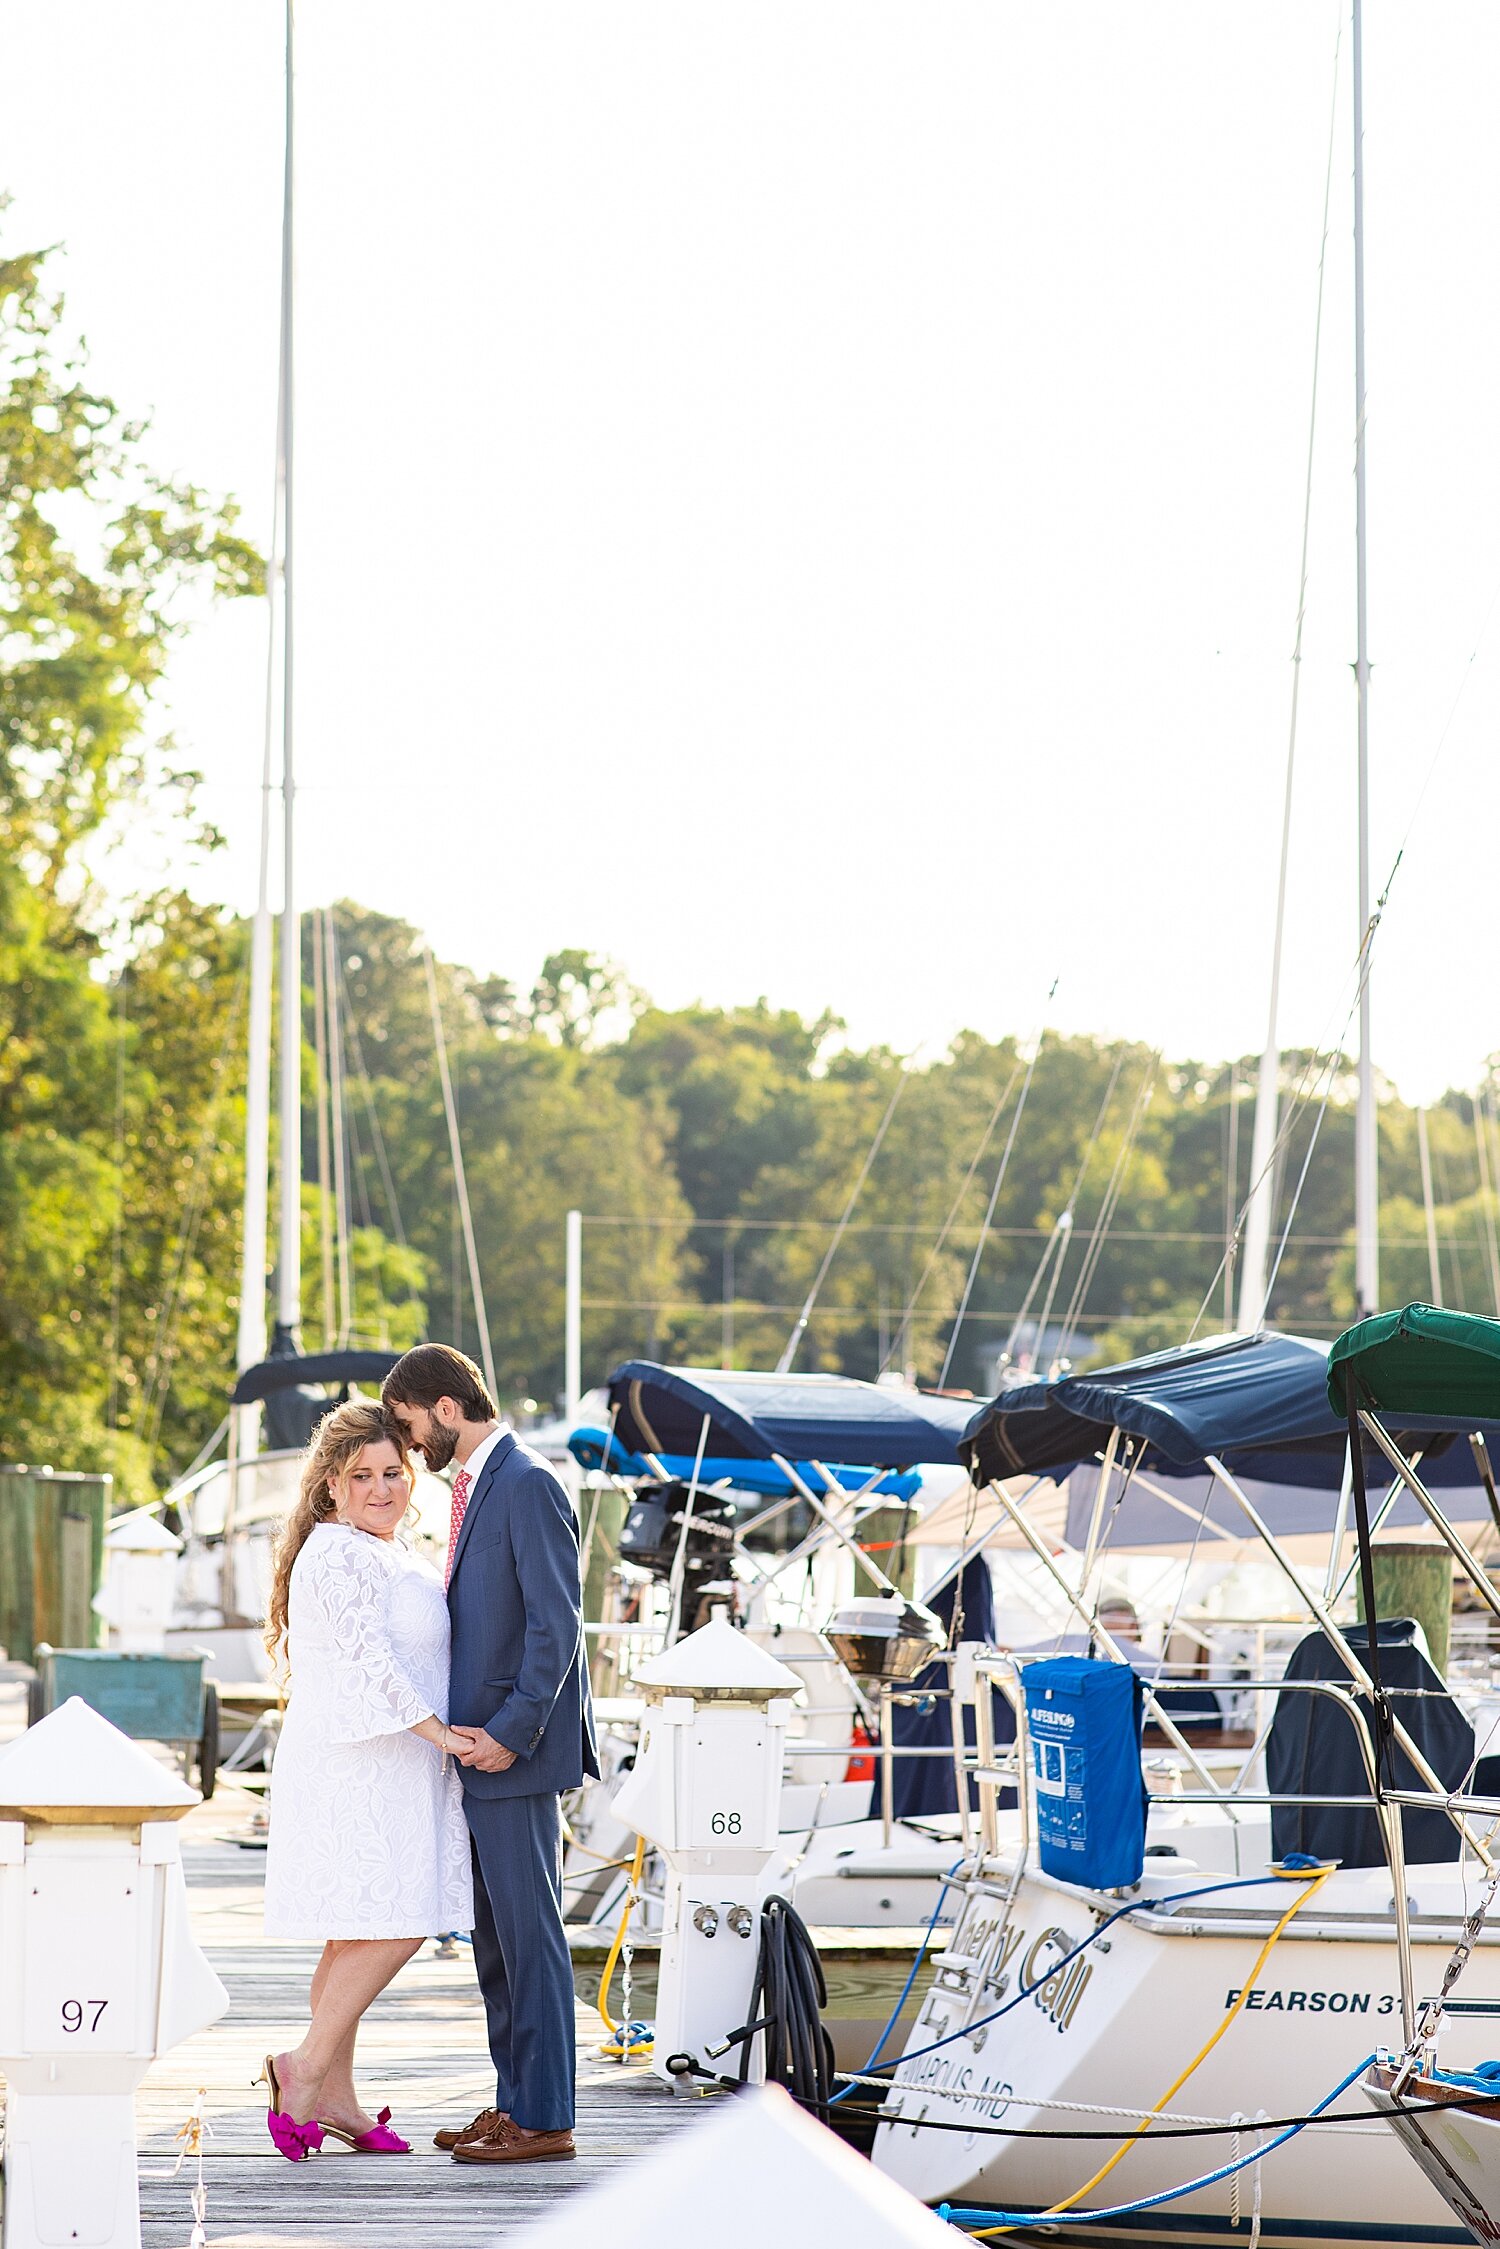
[1327, 1302, 1500, 1423]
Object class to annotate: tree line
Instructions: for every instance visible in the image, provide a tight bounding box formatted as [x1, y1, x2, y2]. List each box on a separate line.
[7, 221, 1500, 1504]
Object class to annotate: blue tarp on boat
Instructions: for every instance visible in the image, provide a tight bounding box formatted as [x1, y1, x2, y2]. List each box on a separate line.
[962, 1331, 1341, 1481]
[962, 1329, 1493, 1491]
[603, 1363, 971, 1470]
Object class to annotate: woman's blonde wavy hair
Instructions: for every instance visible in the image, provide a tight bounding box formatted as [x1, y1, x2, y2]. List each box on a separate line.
[264, 1398, 414, 1659]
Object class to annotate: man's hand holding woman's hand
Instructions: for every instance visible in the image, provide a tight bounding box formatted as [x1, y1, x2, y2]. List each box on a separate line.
[446, 1724, 517, 1772]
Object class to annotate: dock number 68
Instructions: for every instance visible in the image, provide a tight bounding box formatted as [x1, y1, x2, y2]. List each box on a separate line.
[710, 1812, 743, 1836]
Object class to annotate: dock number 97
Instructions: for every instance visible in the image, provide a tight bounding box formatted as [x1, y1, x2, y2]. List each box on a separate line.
[61, 2000, 109, 2035]
[710, 1812, 742, 1836]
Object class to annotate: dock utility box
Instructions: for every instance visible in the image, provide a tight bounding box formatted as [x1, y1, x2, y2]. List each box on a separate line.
[28, 1648, 219, 1801]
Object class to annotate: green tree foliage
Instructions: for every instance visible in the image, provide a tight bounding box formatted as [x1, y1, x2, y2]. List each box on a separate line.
[0, 228, 262, 1492]
[0, 854, 117, 1458]
[1, 230, 261, 892]
[100, 894, 248, 1486]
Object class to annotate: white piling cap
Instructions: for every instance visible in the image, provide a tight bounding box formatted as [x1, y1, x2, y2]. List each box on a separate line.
[517, 2084, 953, 2248]
[633, 1616, 801, 1695]
[0, 1697, 197, 1815]
[103, 1507, 182, 1553]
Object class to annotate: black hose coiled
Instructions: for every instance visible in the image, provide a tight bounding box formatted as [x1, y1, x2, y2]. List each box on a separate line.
[737, 1894, 836, 2112]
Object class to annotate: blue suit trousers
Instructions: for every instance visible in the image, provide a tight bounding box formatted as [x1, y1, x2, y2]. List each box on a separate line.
[465, 1791, 575, 2132]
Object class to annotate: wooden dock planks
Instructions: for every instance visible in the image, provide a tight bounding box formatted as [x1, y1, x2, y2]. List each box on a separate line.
[134, 1788, 699, 2248]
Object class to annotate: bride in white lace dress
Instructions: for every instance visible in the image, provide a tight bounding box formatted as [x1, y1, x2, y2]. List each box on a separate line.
[260, 1401, 473, 2159]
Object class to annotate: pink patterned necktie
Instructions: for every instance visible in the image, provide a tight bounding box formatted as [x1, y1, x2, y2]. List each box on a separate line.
[444, 1467, 473, 1587]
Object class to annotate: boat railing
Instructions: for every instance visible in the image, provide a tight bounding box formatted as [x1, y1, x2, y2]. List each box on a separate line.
[957, 1651, 1500, 2038]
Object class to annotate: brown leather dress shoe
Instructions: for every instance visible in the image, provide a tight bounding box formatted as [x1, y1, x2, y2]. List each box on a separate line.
[433, 2106, 506, 2152]
[452, 2119, 576, 2165]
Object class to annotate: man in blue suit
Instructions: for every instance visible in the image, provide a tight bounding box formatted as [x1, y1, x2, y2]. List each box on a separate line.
[383, 1344, 598, 2166]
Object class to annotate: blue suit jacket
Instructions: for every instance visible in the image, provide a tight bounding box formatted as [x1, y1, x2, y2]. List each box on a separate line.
[445, 1431, 600, 1799]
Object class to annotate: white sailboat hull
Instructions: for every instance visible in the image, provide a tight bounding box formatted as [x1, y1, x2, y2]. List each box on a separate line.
[874, 1852, 1500, 2248]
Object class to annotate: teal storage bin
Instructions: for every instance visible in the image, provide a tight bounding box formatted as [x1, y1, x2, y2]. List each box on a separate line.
[31, 1647, 219, 1799]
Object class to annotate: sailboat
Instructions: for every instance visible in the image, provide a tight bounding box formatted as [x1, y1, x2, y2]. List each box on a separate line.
[857, 7, 1500, 2241]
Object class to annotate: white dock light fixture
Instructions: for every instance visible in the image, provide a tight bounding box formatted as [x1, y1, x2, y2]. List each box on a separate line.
[611, 1615, 800, 2088]
[0, 1697, 228, 2249]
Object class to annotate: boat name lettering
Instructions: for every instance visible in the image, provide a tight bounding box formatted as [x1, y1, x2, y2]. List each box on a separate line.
[956, 1906, 1020, 1980]
[1021, 1926, 1070, 1988]
[1006, 1928, 1091, 2030]
[1036, 1955, 1092, 2031]
[900, 2052, 1016, 2118]
[993, 1922, 1026, 1980]
[1223, 1987, 1397, 2015]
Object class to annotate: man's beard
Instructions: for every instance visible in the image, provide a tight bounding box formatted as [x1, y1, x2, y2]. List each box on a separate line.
[419, 1424, 460, 1473]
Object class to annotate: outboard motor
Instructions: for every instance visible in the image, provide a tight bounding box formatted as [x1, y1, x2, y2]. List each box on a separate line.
[618, 1481, 738, 1630]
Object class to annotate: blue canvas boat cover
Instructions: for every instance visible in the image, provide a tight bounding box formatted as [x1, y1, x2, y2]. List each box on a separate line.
[962, 1330, 1345, 1484]
[963, 1328, 1493, 1491]
[604, 1363, 971, 1470]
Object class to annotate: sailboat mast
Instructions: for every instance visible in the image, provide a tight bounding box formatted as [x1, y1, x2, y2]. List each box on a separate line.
[232, 4, 293, 1427]
[1237, 17, 1343, 1332]
[274, 0, 302, 1350]
[236, 626, 277, 1392]
[1417, 1107, 1443, 1307]
[1237, 816, 1291, 1333]
[1352, 0, 1378, 1319]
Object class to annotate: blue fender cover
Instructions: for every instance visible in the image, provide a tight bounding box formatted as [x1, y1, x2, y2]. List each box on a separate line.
[1023, 1656, 1148, 1890]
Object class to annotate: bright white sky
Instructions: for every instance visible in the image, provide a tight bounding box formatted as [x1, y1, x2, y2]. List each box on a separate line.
[5, 4, 1498, 1102]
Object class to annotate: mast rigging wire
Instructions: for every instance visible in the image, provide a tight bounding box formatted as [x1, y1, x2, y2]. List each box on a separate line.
[939, 992, 1055, 1388]
[1192, 1035, 1344, 1343]
[1051, 1053, 1159, 1372]
[311, 908, 336, 1342]
[880, 1055, 1024, 1380]
[775, 1053, 915, 1375]
[336, 945, 409, 1248]
[1238, 1, 1343, 1333]
[1187, 915, 1379, 1345]
[106, 965, 128, 1431]
[324, 911, 354, 1342]
[1001, 1046, 1123, 1374]
[141, 970, 250, 1459]
[1472, 1090, 1500, 1313]
[423, 943, 498, 1399]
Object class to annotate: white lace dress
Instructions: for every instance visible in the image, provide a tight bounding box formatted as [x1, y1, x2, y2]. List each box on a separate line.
[263, 1523, 474, 1939]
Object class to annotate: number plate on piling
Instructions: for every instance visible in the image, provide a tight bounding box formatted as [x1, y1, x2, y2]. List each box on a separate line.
[22, 1861, 141, 2053]
[684, 1722, 764, 1848]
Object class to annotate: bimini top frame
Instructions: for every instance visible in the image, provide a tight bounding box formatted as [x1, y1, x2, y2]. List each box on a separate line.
[956, 1320, 1500, 1896]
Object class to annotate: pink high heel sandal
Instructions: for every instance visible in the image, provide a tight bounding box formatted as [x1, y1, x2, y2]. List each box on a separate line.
[260, 2055, 325, 2162]
[320, 2107, 411, 2155]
